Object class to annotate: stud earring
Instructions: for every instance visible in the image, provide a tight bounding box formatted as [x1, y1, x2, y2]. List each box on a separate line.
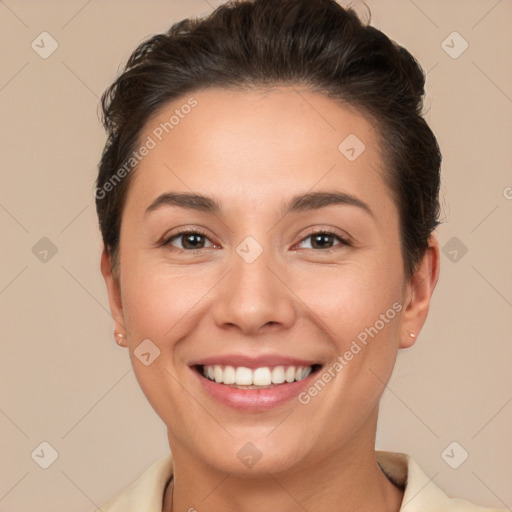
[115, 332, 126, 346]
[409, 332, 416, 338]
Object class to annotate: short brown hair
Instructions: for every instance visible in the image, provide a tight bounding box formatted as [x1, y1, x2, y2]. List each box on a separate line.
[96, 0, 441, 278]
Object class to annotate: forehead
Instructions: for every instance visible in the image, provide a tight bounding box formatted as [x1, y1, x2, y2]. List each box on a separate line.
[126, 86, 393, 217]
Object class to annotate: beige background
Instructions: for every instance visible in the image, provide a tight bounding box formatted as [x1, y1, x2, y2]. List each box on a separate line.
[0, 0, 511, 510]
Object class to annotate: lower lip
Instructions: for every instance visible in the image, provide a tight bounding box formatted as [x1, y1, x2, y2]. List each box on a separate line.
[192, 367, 320, 412]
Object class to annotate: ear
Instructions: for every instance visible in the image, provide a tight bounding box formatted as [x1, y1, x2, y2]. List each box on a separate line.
[399, 235, 440, 349]
[100, 247, 126, 341]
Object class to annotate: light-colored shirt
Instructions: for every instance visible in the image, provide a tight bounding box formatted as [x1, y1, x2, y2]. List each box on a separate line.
[95, 450, 504, 511]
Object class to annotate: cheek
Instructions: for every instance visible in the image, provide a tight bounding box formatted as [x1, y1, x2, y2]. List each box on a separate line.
[289, 256, 404, 403]
[119, 260, 211, 425]
[290, 256, 403, 343]
[120, 255, 222, 346]
[294, 262, 403, 441]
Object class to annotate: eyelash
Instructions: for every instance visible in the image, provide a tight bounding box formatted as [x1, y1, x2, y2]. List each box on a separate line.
[162, 228, 352, 252]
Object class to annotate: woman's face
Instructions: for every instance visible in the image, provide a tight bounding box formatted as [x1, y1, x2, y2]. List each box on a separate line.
[103, 87, 438, 475]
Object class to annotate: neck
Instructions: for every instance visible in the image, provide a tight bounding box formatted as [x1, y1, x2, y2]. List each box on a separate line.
[163, 410, 404, 512]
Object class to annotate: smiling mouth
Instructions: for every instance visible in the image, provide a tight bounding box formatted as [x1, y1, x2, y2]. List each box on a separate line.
[193, 364, 323, 389]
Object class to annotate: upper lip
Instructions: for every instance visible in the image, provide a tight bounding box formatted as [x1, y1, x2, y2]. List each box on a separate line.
[189, 354, 322, 369]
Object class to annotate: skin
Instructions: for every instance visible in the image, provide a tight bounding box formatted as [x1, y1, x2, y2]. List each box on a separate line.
[101, 87, 440, 512]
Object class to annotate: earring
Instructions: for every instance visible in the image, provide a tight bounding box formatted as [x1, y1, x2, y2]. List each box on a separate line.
[115, 332, 126, 346]
[409, 332, 416, 338]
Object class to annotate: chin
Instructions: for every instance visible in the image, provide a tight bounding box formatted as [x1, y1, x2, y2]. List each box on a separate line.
[194, 435, 311, 477]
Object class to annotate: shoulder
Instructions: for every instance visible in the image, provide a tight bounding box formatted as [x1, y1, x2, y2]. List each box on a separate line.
[376, 450, 505, 512]
[94, 453, 174, 512]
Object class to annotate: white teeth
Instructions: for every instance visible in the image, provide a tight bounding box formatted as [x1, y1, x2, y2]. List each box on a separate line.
[201, 364, 314, 386]
[222, 365, 236, 385]
[235, 367, 253, 385]
[253, 367, 272, 386]
[285, 366, 296, 383]
[213, 365, 223, 383]
[271, 366, 286, 384]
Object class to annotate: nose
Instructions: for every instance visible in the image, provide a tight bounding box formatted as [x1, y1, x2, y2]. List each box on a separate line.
[211, 247, 297, 336]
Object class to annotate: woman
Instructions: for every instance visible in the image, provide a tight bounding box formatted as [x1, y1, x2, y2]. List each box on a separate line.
[94, 0, 502, 510]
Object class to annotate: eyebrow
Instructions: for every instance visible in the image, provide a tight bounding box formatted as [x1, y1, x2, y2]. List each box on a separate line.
[144, 191, 374, 218]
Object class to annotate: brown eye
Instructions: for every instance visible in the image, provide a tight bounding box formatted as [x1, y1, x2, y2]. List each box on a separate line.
[164, 231, 214, 250]
[297, 231, 350, 250]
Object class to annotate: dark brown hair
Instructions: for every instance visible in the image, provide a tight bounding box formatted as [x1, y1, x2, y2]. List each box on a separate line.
[96, 0, 441, 279]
